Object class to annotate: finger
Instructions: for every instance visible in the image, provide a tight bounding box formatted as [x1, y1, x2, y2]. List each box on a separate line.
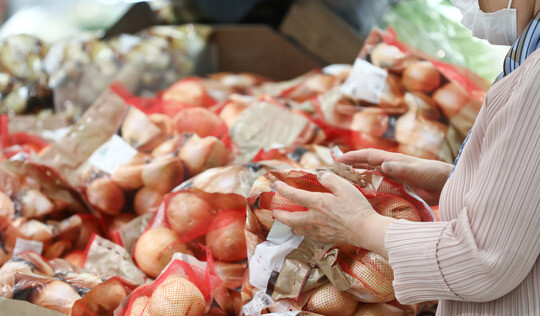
[317, 171, 357, 197]
[337, 148, 393, 167]
[273, 209, 310, 228]
[352, 163, 381, 171]
[274, 181, 321, 208]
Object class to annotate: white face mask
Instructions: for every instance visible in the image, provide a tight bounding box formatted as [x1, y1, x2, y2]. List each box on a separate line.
[450, 0, 518, 45]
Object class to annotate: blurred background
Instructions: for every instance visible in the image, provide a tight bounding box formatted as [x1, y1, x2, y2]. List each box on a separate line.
[0, 0, 508, 80]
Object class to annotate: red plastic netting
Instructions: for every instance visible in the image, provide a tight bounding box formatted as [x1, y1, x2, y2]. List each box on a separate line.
[118, 252, 222, 316]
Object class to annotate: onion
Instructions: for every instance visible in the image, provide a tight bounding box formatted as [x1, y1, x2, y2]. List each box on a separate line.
[141, 156, 185, 194]
[433, 82, 471, 118]
[72, 278, 128, 316]
[0, 260, 33, 298]
[206, 218, 247, 262]
[353, 302, 414, 315]
[172, 108, 224, 138]
[0, 247, 9, 266]
[371, 195, 421, 222]
[129, 296, 150, 316]
[395, 110, 447, 155]
[149, 113, 173, 135]
[44, 240, 72, 260]
[304, 283, 358, 316]
[134, 187, 164, 215]
[4, 218, 54, 251]
[350, 110, 389, 137]
[148, 277, 206, 316]
[379, 74, 406, 110]
[63, 272, 103, 289]
[151, 135, 185, 157]
[19, 189, 55, 219]
[178, 135, 231, 176]
[166, 192, 213, 236]
[75, 218, 103, 250]
[121, 107, 167, 151]
[340, 252, 394, 302]
[28, 280, 82, 315]
[63, 251, 85, 267]
[370, 43, 406, 69]
[108, 213, 137, 232]
[134, 228, 191, 278]
[86, 177, 125, 215]
[0, 191, 14, 228]
[405, 92, 442, 121]
[111, 153, 149, 191]
[219, 101, 248, 128]
[402, 61, 441, 93]
[162, 80, 209, 108]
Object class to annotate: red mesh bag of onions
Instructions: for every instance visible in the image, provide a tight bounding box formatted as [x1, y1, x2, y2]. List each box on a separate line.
[116, 252, 222, 316]
[309, 28, 488, 163]
[244, 165, 434, 314]
[133, 189, 248, 279]
[0, 251, 137, 316]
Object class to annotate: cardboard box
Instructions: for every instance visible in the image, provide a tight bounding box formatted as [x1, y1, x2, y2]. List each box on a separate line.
[202, 25, 325, 81]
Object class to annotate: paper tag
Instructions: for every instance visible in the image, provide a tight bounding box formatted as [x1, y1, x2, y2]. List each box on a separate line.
[242, 291, 275, 316]
[341, 58, 388, 104]
[13, 239, 43, 256]
[88, 134, 138, 174]
[83, 235, 146, 285]
[249, 221, 304, 293]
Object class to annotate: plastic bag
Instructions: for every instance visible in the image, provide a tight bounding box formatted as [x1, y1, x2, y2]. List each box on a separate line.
[0, 251, 136, 315]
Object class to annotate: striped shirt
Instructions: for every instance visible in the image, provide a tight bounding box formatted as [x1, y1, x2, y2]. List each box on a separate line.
[385, 49, 540, 315]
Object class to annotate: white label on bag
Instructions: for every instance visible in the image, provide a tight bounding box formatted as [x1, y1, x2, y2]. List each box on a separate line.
[249, 221, 304, 293]
[341, 58, 388, 104]
[13, 239, 43, 256]
[88, 134, 137, 174]
[242, 291, 275, 316]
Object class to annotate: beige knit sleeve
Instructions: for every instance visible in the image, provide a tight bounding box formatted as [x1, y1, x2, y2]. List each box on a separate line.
[384, 55, 540, 305]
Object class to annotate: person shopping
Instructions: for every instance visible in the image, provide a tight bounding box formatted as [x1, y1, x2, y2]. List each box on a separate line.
[272, 0, 540, 314]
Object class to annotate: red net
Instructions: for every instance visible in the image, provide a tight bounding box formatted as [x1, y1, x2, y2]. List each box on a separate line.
[118, 252, 222, 316]
[133, 189, 247, 279]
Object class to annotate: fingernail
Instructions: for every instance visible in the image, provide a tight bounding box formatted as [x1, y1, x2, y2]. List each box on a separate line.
[381, 162, 393, 173]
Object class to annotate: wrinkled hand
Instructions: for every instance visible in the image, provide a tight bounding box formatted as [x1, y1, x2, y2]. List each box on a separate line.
[273, 171, 393, 257]
[337, 149, 453, 206]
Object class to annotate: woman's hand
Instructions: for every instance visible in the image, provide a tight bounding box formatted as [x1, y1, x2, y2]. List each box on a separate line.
[337, 149, 453, 206]
[273, 171, 394, 259]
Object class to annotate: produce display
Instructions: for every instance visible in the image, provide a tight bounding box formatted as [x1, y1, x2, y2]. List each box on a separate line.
[0, 25, 211, 118]
[0, 27, 486, 315]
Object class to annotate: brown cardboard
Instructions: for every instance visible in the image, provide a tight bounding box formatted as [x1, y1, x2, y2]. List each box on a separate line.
[280, 0, 363, 65]
[209, 25, 324, 81]
[0, 297, 64, 316]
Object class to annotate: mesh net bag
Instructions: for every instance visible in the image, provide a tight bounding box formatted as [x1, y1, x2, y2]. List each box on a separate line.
[245, 167, 434, 311]
[133, 188, 247, 279]
[117, 253, 222, 316]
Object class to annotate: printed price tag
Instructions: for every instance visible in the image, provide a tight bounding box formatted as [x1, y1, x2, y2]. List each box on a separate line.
[88, 134, 137, 174]
[341, 58, 388, 104]
[13, 238, 43, 256]
[242, 291, 275, 316]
